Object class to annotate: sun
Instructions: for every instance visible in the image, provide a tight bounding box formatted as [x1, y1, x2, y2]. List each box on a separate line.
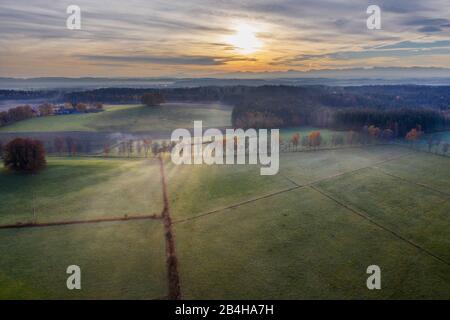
[225, 23, 263, 54]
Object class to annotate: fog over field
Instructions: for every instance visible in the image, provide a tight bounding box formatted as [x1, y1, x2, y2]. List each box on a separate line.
[1, 0, 449, 304]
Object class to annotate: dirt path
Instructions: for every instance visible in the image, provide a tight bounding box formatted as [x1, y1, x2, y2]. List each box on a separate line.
[0, 213, 161, 230]
[158, 156, 182, 300]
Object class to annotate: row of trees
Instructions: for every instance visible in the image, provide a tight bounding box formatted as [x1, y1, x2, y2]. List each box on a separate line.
[60, 85, 450, 110]
[105, 140, 175, 158]
[0, 102, 104, 128]
[284, 130, 355, 151]
[53, 137, 82, 156]
[26, 137, 177, 157]
[333, 108, 445, 136]
[0, 105, 34, 127]
[281, 125, 445, 153]
[65, 102, 104, 113]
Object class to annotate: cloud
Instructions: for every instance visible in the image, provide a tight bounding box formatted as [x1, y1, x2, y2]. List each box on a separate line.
[75, 54, 256, 66]
[1, 0, 450, 76]
[401, 16, 450, 33]
[377, 0, 432, 14]
[376, 40, 450, 49]
[418, 26, 443, 33]
[271, 46, 450, 66]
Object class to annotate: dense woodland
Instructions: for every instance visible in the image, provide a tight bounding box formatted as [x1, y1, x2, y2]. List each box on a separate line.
[0, 85, 449, 135]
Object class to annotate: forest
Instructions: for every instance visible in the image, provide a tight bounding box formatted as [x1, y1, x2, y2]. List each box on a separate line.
[1, 85, 449, 134]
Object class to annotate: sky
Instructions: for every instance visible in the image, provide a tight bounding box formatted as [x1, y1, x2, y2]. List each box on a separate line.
[1, 0, 450, 78]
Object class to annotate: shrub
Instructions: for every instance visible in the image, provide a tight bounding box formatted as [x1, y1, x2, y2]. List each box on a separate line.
[3, 138, 46, 173]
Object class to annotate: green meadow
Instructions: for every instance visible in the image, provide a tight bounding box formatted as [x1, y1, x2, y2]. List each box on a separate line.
[0, 158, 163, 225]
[0, 103, 232, 133]
[1, 144, 449, 299]
[0, 220, 166, 299]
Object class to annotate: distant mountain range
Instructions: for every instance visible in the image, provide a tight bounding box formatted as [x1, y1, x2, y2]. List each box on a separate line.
[1, 67, 450, 90]
[212, 66, 450, 79]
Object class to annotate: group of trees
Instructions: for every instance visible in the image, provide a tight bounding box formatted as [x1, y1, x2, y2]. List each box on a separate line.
[38, 103, 55, 116]
[3, 85, 449, 134]
[0, 105, 34, 127]
[285, 131, 329, 151]
[232, 103, 446, 136]
[111, 139, 175, 157]
[141, 93, 165, 107]
[2, 138, 46, 173]
[286, 131, 323, 151]
[53, 137, 81, 156]
[280, 123, 450, 156]
[0, 102, 104, 128]
[405, 127, 424, 142]
[67, 102, 104, 113]
[333, 108, 444, 137]
[283, 125, 404, 152]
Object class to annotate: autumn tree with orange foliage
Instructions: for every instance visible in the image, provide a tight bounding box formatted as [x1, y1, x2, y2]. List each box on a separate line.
[308, 131, 322, 149]
[405, 127, 423, 148]
[38, 103, 54, 116]
[75, 103, 88, 113]
[291, 133, 300, 151]
[405, 128, 423, 141]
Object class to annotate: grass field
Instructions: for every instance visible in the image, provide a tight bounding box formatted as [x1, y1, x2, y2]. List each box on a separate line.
[174, 188, 449, 299]
[170, 145, 450, 299]
[0, 103, 232, 133]
[0, 220, 166, 299]
[0, 158, 163, 225]
[0, 144, 449, 299]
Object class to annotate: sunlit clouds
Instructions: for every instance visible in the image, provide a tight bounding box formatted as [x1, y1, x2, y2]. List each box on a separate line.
[0, 0, 450, 77]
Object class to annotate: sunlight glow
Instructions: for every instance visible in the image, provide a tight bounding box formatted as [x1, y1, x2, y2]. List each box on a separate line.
[225, 23, 263, 54]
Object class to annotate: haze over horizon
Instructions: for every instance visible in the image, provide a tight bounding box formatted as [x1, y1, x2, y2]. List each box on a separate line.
[1, 0, 450, 78]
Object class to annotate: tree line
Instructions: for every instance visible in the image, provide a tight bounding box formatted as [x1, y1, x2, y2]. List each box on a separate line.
[1, 85, 449, 140]
[0, 103, 104, 128]
[0, 105, 34, 127]
[43, 85, 450, 110]
[332, 108, 446, 137]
